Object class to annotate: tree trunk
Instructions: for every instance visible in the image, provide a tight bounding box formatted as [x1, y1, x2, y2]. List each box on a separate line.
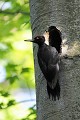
[29, 0, 80, 120]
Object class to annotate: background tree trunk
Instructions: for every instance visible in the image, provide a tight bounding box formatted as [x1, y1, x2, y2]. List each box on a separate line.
[29, 0, 80, 119]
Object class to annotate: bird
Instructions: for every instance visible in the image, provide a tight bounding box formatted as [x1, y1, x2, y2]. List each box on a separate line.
[24, 36, 60, 100]
[48, 26, 62, 53]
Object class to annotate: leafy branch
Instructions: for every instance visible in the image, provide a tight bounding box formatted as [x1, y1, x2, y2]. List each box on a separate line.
[0, 10, 30, 15]
[0, 91, 35, 110]
[0, 99, 35, 110]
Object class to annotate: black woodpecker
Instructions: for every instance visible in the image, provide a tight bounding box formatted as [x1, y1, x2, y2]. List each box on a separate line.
[48, 26, 62, 53]
[24, 36, 60, 100]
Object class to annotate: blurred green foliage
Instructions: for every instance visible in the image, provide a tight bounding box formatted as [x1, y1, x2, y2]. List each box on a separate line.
[0, 0, 36, 119]
[21, 105, 36, 120]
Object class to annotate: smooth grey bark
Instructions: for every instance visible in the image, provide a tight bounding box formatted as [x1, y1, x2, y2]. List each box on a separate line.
[29, 0, 80, 120]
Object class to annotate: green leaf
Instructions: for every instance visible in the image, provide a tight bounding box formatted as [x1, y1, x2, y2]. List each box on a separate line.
[7, 75, 19, 84]
[21, 68, 32, 73]
[0, 91, 10, 97]
[0, 103, 4, 109]
[7, 100, 16, 107]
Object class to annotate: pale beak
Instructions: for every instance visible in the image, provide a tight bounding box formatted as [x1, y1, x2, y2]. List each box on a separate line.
[24, 40, 34, 42]
[45, 30, 48, 32]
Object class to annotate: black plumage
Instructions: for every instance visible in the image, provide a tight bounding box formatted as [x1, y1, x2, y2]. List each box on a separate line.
[25, 36, 60, 100]
[48, 26, 62, 53]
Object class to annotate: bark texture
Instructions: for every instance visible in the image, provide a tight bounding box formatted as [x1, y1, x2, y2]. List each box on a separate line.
[29, 0, 80, 120]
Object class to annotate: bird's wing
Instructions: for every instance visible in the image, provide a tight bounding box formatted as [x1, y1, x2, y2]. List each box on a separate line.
[49, 47, 60, 64]
[46, 47, 60, 89]
[38, 45, 60, 89]
[47, 63, 59, 89]
[37, 54, 47, 78]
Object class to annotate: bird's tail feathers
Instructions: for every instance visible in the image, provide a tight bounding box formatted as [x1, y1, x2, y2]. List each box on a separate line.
[47, 80, 60, 100]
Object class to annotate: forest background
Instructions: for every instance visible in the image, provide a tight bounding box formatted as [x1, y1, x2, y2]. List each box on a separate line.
[0, 0, 36, 120]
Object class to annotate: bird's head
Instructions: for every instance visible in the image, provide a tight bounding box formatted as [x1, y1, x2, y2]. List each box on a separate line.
[24, 36, 45, 46]
[48, 26, 57, 32]
[48, 26, 61, 36]
[34, 36, 45, 45]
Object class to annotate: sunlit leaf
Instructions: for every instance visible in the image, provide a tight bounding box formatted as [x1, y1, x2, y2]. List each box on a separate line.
[0, 102, 4, 109]
[7, 100, 16, 107]
[21, 68, 32, 73]
[7, 75, 19, 84]
[0, 90, 10, 97]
